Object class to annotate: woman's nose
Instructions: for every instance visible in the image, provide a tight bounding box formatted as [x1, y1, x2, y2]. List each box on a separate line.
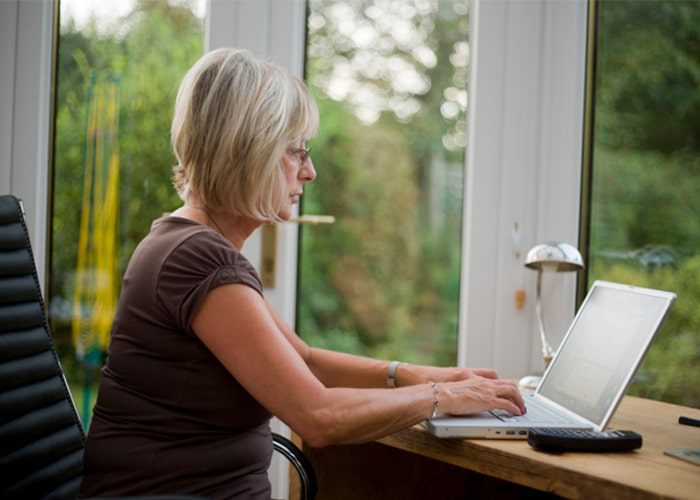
[301, 158, 317, 182]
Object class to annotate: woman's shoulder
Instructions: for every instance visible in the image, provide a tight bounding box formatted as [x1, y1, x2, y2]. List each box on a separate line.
[153, 215, 262, 291]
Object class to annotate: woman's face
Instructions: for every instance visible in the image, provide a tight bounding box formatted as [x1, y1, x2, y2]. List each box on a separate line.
[278, 143, 316, 220]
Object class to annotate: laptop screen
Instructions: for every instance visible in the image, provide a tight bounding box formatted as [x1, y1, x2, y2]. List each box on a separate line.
[537, 281, 675, 427]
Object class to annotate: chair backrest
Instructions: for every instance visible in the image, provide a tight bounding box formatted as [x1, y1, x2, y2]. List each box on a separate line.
[0, 194, 86, 499]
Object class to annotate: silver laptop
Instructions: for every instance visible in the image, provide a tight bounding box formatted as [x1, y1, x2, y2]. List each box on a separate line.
[424, 280, 676, 439]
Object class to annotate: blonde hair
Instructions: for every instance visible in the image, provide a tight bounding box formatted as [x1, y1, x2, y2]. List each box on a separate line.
[171, 48, 318, 222]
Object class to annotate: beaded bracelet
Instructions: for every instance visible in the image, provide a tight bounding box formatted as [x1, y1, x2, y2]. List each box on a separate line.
[429, 381, 440, 419]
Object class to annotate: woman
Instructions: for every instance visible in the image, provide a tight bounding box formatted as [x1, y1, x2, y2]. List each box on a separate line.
[80, 48, 525, 499]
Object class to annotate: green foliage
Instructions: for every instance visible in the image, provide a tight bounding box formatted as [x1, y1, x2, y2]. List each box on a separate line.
[298, 1, 469, 366]
[596, 0, 700, 153]
[590, 147, 700, 256]
[299, 95, 427, 360]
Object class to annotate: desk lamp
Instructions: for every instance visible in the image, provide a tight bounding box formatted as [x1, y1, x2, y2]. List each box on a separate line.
[519, 242, 584, 390]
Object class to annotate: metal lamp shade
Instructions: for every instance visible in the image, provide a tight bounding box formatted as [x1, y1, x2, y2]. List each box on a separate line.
[525, 242, 584, 273]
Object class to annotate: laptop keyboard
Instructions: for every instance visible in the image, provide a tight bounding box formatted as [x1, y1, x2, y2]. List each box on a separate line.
[490, 398, 574, 425]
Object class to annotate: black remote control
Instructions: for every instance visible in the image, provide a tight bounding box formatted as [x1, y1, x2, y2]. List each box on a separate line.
[528, 428, 642, 452]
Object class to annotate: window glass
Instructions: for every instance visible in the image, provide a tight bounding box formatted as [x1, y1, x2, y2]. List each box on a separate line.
[298, 0, 469, 365]
[50, 0, 205, 425]
[586, 0, 699, 407]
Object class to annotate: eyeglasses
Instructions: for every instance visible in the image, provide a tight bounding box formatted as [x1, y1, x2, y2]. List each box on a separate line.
[287, 146, 311, 164]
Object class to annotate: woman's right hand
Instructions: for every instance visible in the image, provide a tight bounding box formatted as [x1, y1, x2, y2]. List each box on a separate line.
[439, 376, 526, 417]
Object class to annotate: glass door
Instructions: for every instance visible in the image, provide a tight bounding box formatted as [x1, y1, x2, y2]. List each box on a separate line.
[583, 0, 700, 407]
[297, 0, 470, 365]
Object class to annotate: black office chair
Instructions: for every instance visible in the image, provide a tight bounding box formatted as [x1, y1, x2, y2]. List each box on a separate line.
[0, 194, 316, 500]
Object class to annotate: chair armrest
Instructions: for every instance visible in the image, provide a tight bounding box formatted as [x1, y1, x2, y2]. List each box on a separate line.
[272, 432, 317, 500]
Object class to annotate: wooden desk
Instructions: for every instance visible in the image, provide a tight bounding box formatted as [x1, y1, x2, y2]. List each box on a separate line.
[303, 397, 700, 499]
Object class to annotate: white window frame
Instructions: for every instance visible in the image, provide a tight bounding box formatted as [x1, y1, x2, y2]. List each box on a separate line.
[0, 0, 55, 293]
[460, 0, 588, 378]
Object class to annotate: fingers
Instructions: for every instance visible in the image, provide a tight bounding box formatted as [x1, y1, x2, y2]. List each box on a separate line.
[494, 397, 524, 416]
[484, 378, 524, 414]
[500, 380, 526, 414]
[446, 376, 526, 416]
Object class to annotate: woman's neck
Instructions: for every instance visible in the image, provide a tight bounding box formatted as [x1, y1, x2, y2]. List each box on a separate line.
[175, 199, 261, 251]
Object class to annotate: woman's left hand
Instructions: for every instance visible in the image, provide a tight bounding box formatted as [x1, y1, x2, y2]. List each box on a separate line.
[394, 364, 500, 387]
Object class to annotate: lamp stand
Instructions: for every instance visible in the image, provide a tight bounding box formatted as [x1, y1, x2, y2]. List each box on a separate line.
[519, 269, 556, 390]
[535, 269, 555, 366]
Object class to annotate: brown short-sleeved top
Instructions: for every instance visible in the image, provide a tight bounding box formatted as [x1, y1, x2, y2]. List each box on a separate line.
[80, 216, 273, 499]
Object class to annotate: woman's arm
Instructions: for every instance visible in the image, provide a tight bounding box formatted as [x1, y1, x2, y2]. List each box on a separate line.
[266, 301, 500, 389]
[263, 303, 394, 388]
[193, 283, 524, 447]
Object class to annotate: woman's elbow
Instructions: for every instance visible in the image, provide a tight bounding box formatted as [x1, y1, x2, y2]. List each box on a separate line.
[289, 410, 339, 448]
[296, 428, 333, 449]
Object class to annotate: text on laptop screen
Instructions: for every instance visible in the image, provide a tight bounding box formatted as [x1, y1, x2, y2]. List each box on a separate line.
[538, 284, 671, 426]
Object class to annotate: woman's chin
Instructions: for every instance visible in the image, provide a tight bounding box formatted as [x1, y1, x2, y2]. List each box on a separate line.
[278, 208, 293, 221]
